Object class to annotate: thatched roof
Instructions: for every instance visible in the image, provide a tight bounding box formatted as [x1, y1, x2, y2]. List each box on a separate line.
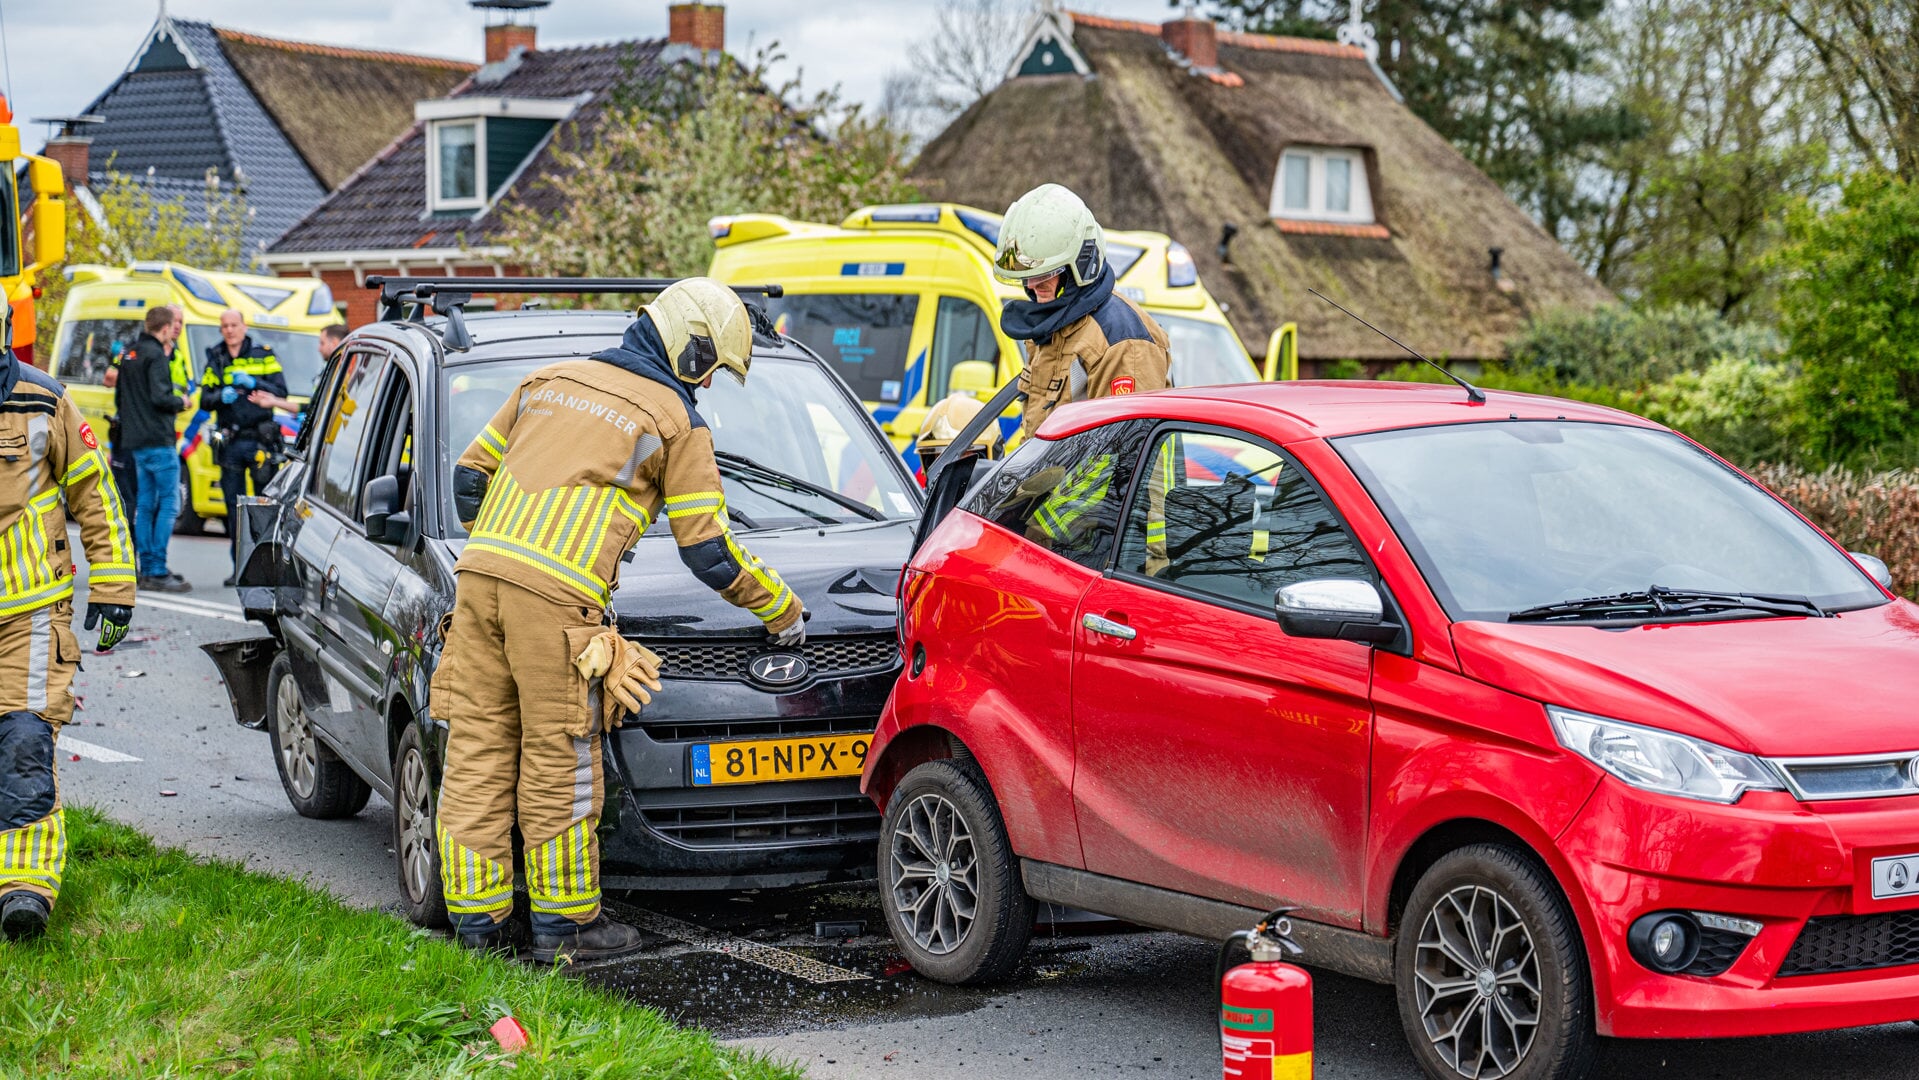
[216, 29, 475, 191]
[912, 13, 1611, 362]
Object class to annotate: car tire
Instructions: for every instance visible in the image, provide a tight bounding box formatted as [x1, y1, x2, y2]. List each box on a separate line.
[266, 654, 371, 820]
[878, 759, 1033, 984]
[1395, 844, 1597, 1080]
[392, 723, 449, 929]
[174, 476, 205, 535]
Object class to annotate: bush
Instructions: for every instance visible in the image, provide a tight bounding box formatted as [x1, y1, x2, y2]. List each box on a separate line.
[1374, 360, 1640, 412]
[1777, 172, 1919, 467]
[1506, 302, 1783, 388]
[1638, 357, 1801, 467]
[1749, 464, 1919, 599]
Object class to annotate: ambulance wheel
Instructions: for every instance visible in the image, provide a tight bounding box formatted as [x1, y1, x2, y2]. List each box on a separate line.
[392, 723, 449, 928]
[174, 476, 205, 535]
[878, 760, 1032, 984]
[1395, 845, 1596, 1080]
[267, 654, 370, 820]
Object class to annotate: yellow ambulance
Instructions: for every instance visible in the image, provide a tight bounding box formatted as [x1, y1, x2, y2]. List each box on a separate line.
[47, 261, 335, 531]
[708, 203, 1258, 451]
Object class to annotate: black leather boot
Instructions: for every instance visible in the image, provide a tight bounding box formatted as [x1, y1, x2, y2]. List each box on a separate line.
[0, 891, 50, 942]
[529, 913, 645, 965]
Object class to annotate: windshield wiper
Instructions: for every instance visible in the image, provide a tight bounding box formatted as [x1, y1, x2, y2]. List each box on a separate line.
[713, 450, 886, 522]
[1509, 585, 1827, 623]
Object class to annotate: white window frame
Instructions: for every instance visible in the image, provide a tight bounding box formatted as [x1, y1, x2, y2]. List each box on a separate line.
[427, 118, 486, 212]
[1270, 147, 1374, 224]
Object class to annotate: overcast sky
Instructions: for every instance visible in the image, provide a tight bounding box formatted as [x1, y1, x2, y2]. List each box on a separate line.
[1, 0, 1185, 151]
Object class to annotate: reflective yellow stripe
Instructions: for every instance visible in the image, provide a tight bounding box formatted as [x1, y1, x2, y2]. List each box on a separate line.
[436, 823, 513, 917]
[526, 819, 598, 916]
[0, 810, 66, 894]
[466, 535, 611, 604]
[475, 425, 506, 461]
[0, 577, 75, 620]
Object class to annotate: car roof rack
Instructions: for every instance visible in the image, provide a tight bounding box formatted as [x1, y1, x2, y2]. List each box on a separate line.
[365, 276, 786, 352]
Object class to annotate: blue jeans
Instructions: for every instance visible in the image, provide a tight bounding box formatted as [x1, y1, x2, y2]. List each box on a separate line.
[131, 446, 181, 578]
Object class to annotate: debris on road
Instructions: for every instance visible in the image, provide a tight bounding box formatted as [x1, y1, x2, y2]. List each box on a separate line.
[159, 790, 177, 797]
[123, 670, 146, 678]
[815, 920, 864, 938]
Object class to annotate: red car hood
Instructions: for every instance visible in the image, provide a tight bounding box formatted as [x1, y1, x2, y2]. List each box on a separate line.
[1452, 600, 1919, 757]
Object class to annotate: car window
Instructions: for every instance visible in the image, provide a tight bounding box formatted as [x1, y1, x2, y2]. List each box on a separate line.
[53, 318, 142, 385]
[310, 348, 391, 517]
[928, 296, 1000, 402]
[766, 293, 921, 406]
[1154, 313, 1258, 388]
[964, 419, 1156, 570]
[360, 371, 415, 525]
[1116, 429, 1371, 610]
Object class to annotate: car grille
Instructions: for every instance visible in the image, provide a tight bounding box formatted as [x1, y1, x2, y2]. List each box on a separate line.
[1777, 911, 1919, 977]
[1684, 925, 1752, 977]
[642, 796, 881, 849]
[645, 635, 900, 681]
[636, 713, 876, 744]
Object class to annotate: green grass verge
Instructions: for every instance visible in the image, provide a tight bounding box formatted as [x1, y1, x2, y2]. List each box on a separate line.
[0, 807, 805, 1079]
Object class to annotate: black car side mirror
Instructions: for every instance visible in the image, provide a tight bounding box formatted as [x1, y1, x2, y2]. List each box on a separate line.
[362, 474, 414, 547]
[1275, 579, 1402, 645]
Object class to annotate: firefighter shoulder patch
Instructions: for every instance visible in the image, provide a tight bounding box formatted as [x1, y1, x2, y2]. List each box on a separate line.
[1109, 376, 1137, 395]
[79, 422, 98, 449]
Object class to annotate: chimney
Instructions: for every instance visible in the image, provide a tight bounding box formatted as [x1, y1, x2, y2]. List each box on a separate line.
[44, 136, 91, 193]
[668, 3, 726, 54]
[1161, 14, 1219, 71]
[472, 0, 547, 64]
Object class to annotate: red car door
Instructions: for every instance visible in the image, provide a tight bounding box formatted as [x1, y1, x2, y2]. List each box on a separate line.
[1071, 427, 1377, 927]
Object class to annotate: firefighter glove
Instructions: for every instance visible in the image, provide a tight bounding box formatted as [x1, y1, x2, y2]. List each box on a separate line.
[769, 605, 807, 648]
[86, 603, 133, 651]
[573, 630, 664, 726]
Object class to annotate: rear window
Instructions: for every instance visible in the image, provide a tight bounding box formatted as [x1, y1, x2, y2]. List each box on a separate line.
[767, 293, 920, 405]
[54, 319, 143, 385]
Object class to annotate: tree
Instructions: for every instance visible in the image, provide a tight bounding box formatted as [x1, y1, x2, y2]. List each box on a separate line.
[501, 51, 918, 282]
[34, 168, 251, 352]
[1779, 0, 1919, 181]
[882, 0, 1025, 146]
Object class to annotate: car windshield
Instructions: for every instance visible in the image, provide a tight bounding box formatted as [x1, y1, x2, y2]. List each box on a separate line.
[1155, 313, 1258, 387]
[1335, 420, 1885, 622]
[443, 352, 919, 536]
[186, 326, 326, 397]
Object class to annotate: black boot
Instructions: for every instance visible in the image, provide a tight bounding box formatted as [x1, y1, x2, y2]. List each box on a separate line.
[454, 920, 516, 957]
[529, 913, 644, 966]
[0, 891, 50, 942]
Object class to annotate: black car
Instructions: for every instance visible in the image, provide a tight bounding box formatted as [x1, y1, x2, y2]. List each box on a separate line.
[205, 280, 921, 926]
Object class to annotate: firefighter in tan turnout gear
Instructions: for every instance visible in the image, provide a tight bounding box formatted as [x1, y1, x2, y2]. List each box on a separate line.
[0, 306, 136, 943]
[433, 278, 804, 964]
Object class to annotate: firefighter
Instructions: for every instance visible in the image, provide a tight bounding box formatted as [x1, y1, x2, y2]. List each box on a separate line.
[912, 393, 1002, 484]
[0, 305, 136, 943]
[198, 309, 288, 584]
[994, 183, 1172, 439]
[433, 278, 805, 965]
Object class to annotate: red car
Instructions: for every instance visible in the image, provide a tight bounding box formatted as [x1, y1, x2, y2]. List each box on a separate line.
[863, 380, 1918, 1080]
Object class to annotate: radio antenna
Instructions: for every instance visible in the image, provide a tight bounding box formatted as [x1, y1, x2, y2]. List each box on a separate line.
[1308, 289, 1484, 403]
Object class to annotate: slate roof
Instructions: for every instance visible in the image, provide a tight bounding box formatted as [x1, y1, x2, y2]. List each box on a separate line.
[269, 40, 669, 256]
[74, 16, 472, 258]
[911, 13, 1612, 362]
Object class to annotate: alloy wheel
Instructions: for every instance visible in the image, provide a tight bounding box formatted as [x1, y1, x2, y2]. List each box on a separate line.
[275, 676, 318, 799]
[397, 747, 436, 904]
[886, 792, 980, 955]
[1413, 884, 1542, 1079]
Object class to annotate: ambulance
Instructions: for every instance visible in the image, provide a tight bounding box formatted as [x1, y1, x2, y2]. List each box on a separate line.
[708, 203, 1264, 451]
[47, 262, 335, 531]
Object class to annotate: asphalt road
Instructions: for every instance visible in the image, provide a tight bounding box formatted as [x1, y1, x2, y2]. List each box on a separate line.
[56, 527, 1919, 1079]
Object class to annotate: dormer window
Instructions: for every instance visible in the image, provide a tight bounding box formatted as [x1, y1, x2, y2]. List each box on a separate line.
[1272, 147, 1374, 224]
[417, 96, 584, 213]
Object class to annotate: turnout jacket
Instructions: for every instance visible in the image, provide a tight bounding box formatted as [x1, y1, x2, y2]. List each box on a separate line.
[452, 358, 800, 630]
[198, 336, 288, 441]
[1016, 293, 1171, 440]
[0, 358, 137, 619]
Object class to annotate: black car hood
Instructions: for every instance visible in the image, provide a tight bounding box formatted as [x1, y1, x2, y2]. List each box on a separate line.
[442, 519, 911, 639]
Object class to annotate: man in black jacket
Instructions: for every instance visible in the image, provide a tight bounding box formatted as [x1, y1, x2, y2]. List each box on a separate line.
[199, 309, 288, 584]
[115, 305, 190, 593]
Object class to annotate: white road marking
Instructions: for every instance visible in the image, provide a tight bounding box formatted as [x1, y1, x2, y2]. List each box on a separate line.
[137, 596, 250, 624]
[625, 907, 872, 984]
[59, 735, 142, 763]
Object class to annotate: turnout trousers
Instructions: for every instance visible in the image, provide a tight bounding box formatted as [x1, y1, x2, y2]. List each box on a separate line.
[0, 600, 80, 908]
[431, 573, 607, 935]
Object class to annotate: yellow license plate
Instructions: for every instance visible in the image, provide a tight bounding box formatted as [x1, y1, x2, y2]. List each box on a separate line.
[690, 733, 871, 786]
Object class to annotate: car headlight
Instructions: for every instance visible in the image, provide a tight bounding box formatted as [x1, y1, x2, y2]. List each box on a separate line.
[1547, 706, 1784, 804]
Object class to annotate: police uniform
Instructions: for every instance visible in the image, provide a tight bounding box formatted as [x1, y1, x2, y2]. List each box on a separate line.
[0, 357, 136, 920]
[198, 336, 288, 561]
[433, 348, 799, 951]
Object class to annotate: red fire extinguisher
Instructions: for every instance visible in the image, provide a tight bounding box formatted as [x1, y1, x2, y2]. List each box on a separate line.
[1218, 907, 1312, 1080]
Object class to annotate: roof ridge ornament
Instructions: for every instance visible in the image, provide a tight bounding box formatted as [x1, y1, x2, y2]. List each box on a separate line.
[1337, 0, 1379, 63]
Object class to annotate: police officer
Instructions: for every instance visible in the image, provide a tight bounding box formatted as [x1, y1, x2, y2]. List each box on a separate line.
[994, 183, 1172, 438]
[0, 305, 136, 942]
[433, 278, 804, 964]
[198, 309, 288, 584]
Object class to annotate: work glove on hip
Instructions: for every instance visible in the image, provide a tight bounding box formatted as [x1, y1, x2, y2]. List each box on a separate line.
[85, 603, 132, 651]
[769, 603, 807, 647]
[573, 630, 664, 727]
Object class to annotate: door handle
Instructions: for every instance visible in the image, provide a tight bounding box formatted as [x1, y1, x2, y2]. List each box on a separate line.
[1082, 613, 1137, 641]
[320, 564, 339, 603]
